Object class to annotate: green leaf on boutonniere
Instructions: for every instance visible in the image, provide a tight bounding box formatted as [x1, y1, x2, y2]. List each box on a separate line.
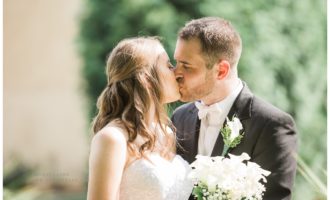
[221, 126, 231, 144]
[230, 133, 244, 148]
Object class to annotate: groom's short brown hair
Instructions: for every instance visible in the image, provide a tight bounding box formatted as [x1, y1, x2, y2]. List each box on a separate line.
[178, 17, 242, 69]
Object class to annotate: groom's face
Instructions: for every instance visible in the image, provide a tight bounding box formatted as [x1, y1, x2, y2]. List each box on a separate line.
[174, 38, 216, 102]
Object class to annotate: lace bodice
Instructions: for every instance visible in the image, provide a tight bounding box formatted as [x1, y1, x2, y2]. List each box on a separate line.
[119, 153, 193, 200]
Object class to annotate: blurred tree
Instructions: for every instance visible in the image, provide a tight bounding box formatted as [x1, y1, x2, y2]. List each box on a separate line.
[79, 0, 326, 199]
[79, 0, 196, 118]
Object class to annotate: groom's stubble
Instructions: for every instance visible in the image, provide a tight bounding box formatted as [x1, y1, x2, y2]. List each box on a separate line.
[178, 69, 216, 102]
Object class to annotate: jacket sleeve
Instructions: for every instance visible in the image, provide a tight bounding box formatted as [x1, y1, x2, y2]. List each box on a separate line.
[252, 114, 297, 200]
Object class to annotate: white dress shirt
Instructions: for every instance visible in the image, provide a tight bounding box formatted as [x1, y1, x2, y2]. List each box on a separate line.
[195, 80, 243, 156]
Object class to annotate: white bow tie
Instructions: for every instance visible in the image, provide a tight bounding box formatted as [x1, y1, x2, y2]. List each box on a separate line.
[195, 101, 223, 125]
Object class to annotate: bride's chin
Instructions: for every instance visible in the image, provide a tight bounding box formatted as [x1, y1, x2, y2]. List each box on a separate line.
[162, 93, 181, 104]
[176, 93, 181, 101]
[173, 91, 181, 102]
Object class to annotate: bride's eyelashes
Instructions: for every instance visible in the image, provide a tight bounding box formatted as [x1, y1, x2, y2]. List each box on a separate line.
[169, 64, 175, 70]
[168, 62, 176, 70]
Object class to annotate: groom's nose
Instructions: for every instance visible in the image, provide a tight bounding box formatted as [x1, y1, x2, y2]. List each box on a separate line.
[175, 74, 184, 83]
[173, 67, 183, 83]
[176, 76, 183, 83]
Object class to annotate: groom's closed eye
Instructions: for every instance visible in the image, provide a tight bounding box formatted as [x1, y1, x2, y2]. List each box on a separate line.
[182, 65, 190, 70]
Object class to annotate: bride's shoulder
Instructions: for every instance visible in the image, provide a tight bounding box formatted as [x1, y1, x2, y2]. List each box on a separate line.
[89, 121, 128, 177]
[92, 120, 128, 149]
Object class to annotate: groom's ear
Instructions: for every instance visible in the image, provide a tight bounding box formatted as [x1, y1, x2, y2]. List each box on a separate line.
[216, 60, 230, 80]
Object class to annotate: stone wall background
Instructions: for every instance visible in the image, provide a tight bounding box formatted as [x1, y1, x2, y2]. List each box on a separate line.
[4, 0, 88, 190]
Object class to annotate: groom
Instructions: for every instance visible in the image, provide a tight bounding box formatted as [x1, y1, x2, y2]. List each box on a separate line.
[172, 17, 297, 200]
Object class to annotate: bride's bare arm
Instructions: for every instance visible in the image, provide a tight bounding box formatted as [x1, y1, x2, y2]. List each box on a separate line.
[87, 127, 127, 200]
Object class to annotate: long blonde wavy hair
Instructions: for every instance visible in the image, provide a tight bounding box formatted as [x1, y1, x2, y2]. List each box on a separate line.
[92, 37, 176, 159]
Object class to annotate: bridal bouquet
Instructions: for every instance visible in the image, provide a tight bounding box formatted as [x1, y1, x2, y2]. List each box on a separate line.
[188, 153, 271, 200]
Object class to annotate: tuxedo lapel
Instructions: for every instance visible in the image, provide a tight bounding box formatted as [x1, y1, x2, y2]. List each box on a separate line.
[182, 105, 200, 163]
[211, 83, 253, 156]
[228, 82, 253, 121]
[210, 129, 225, 156]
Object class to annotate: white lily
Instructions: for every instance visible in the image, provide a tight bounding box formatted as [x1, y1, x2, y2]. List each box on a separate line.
[189, 153, 271, 200]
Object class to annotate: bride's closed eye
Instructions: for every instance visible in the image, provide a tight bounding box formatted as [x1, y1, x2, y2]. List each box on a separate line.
[168, 62, 175, 71]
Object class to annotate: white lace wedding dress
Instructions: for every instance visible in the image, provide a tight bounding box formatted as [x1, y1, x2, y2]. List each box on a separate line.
[119, 153, 193, 200]
[111, 120, 193, 200]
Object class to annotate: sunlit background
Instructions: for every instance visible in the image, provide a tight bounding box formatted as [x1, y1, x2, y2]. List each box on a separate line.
[4, 0, 326, 200]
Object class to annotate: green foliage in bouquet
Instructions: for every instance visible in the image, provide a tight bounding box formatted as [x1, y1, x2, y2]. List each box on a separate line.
[192, 181, 205, 200]
[192, 181, 230, 200]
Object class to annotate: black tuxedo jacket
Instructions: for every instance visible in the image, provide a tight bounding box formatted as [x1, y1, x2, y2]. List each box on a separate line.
[172, 83, 297, 200]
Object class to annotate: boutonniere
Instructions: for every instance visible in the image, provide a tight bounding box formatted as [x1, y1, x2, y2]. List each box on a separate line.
[220, 115, 244, 156]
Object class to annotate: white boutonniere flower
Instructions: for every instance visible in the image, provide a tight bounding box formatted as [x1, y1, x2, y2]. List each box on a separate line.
[221, 115, 244, 156]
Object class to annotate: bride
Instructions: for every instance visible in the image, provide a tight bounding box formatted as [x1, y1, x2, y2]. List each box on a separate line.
[87, 37, 193, 200]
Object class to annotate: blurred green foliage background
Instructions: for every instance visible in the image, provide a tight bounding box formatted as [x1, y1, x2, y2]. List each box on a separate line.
[78, 0, 326, 199]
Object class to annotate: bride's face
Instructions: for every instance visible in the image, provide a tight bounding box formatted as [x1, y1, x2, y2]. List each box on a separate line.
[157, 52, 180, 103]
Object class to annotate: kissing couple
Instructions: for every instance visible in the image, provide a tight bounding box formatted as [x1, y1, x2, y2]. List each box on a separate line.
[87, 17, 297, 200]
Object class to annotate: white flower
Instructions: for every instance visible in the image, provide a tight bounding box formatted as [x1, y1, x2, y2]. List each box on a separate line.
[226, 117, 243, 142]
[228, 152, 250, 162]
[189, 152, 271, 200]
